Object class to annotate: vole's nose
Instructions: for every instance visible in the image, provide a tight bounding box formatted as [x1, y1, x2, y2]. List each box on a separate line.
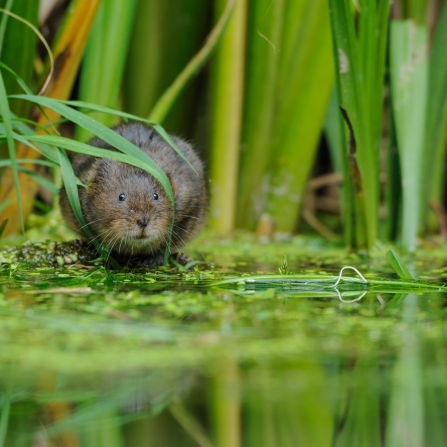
[136, 216, 149, 228]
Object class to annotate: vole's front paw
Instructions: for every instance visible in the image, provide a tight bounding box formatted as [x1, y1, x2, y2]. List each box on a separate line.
[170, 252, 193, 265]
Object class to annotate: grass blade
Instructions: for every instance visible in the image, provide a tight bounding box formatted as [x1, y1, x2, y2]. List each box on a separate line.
[57, 147, 120, 270]
[390, 21, 428, 252]
[11, 95, 174, 203]
[0, 0, 102, 236]
[0, 0, 38, 126]
[422, 0, 447, 225]
[12, 96, 197, 173]
[386, 248, 414, 281]
[76, 0, 138, 142]
[24, 134, 168, 182]
[329, 0, 390, 249]
[0, 67, 23, 231]
[0, 158, 58, 168]
[0, 0, 14, 58]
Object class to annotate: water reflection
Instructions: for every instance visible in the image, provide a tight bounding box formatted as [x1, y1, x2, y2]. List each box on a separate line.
[1, 275, 447, 445]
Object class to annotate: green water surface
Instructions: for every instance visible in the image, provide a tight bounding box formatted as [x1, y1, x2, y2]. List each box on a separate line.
[1, 235, 447, 447]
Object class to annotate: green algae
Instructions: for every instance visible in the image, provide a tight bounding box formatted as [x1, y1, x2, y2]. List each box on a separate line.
[1, 236, 447, 445]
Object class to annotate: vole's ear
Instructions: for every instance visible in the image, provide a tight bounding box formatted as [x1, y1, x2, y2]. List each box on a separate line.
[166, 173, 178, 199]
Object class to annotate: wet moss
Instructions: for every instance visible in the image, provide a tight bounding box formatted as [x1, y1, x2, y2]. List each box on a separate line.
[0, 240, 99, 268]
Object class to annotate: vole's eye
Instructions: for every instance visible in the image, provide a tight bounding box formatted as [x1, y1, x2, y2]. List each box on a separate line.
[153, 193, 158, 200]
[119, 193, 126, 202]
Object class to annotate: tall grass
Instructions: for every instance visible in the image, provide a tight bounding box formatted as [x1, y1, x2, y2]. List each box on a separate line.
[1, 0, 447, 251]
[329, 0, 390, 249]
[76, 0, 138, 142]
[329, 0, 447, 251]
[422, 2, 447, 227]
[237, 0, 334, 235]
[0, 0, 38, 135]
[208, 0, 247, 235]
[390, 21, 428, 253]
[123, 0, 210, 137]
[0, 0, 101, 236]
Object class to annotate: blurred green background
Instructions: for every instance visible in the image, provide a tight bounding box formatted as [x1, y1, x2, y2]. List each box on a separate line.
[1, 0, 447, 253]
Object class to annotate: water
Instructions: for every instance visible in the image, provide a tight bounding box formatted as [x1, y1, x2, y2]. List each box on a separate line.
[1, 237, 447, 446]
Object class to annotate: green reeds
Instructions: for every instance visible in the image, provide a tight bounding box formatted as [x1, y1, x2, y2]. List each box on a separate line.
[148, 0, 236, 125]
[123, 0, 210, 136]
[329, 0, 447, 251]
[236, 0, 285, 230]
[390, 21, 428, 253]
[0, 0, 102, 236]
[421, 1, 447, 227]
[0, 0, 37, 231]
[0, 0, 38, 130]
[328, 0, 390, 249]
[237, 0, 334, 234]
[76, 0, 138, 142]
[265, 0, 334, 235]
[208, 0, 247, 235]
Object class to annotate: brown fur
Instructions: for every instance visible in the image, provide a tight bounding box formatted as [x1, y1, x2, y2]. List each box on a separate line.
[59, 123, 207, 261]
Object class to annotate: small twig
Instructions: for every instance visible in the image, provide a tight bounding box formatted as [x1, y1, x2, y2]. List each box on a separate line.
[301, 208, 338, 241]
[331, 266, 368, 287]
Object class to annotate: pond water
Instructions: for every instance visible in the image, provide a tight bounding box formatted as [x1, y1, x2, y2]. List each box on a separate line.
[1, 235, 447, 446]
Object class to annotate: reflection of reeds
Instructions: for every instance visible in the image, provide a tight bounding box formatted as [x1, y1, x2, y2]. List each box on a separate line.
[0, 278, 446, 445]
[0, 386, 10, 447]
[386, 294, 423, 447]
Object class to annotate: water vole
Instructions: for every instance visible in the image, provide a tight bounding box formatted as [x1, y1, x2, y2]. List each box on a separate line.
[59, 122, 207, 266]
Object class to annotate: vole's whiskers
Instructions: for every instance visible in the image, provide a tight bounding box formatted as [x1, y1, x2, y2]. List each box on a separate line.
[172, 225, 195, 238]
[106, 234, 120, 264]
[165, 233, 181, 254]
[87, 228, 114, 248]
[118, 235, 125, 254]
[80, 218, 106, 230]
[171, 228, 187, 247]
[173, 214, 200, 220]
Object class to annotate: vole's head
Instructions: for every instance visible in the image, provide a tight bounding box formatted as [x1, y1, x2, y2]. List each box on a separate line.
[84, 158, 175, 255]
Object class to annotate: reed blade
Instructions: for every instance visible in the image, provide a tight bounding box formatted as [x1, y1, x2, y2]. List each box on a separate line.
[208, 0, 247, 235]
[390, 21, 428, 252]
